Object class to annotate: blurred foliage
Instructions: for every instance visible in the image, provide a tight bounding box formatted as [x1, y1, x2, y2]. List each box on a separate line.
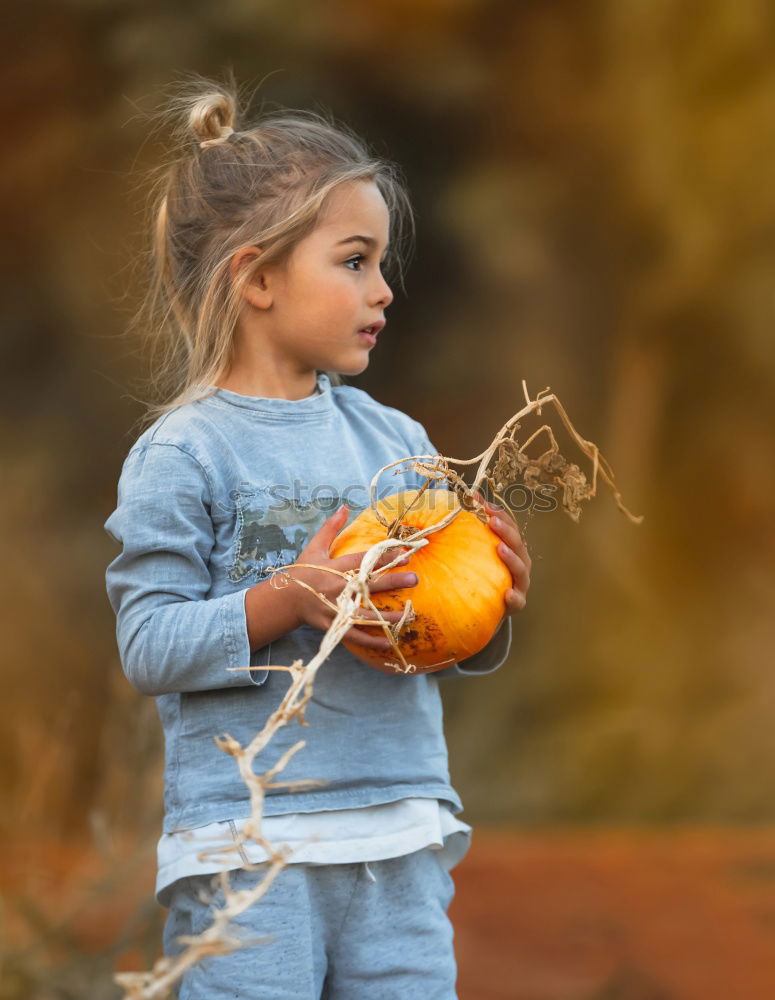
[2, 0, 775, 895]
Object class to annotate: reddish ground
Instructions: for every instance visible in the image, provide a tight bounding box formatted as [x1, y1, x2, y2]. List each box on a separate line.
[451, 828, 775, 1000]
[4, 827, 775, 999]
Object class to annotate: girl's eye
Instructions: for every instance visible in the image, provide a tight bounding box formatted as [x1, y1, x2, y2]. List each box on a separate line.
[345, 254, 389, 272]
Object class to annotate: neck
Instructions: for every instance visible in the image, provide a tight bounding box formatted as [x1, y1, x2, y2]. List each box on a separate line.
[214, 367, 319, 401]
[215, 317, 324, 400]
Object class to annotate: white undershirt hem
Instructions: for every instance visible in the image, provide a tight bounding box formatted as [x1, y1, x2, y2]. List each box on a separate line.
[156, 797, 472, 906]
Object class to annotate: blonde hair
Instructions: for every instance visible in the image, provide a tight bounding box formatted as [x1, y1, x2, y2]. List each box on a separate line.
[127, 72, 415, 434]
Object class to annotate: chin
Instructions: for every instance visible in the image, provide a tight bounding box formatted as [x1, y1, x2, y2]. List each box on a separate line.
[332, 354, 371, 376]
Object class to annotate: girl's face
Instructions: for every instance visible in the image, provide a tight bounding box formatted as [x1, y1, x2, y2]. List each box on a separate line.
[261, 179, 395, 376]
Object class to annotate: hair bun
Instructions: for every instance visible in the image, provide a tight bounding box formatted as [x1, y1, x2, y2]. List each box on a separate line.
[199, 126, 234, 150]
[190, 92, 236, 150]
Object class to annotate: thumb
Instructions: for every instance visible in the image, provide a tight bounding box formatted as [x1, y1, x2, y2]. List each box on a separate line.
[313, 503, 349, 553]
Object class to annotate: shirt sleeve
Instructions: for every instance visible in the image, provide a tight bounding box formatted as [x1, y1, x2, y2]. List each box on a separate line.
[405, 419, 513, 680]
[104, 442, 268, 696]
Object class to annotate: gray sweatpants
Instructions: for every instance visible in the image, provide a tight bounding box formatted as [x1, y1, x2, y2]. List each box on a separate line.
[163, 846, 458, 999]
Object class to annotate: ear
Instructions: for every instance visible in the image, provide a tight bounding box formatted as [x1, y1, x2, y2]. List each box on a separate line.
[229, 246, 273, 309]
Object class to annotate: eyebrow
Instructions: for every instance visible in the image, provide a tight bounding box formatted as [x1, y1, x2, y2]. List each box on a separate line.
[336, 235, 391, 253]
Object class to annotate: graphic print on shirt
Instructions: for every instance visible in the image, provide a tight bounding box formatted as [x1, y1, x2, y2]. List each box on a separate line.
[221, 484, 357, 584]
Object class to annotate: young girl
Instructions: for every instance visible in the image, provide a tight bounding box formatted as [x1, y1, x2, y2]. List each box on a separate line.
[104, 79, 531, 999]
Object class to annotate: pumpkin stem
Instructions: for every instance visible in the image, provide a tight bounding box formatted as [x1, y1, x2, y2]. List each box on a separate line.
[385, 473, 436, 538]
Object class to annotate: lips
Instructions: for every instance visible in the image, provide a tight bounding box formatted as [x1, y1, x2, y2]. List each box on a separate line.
[359, 320, 386, 336]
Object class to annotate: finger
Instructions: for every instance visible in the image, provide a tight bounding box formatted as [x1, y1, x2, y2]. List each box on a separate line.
[335, 546, 412, 574]
[472, 494, 531, 567]
[354, 607, 409, 625]
[487, 504, 519, 532]
[311, 504, 349, 555]
[476, 491, 506, 516]
[331, 551, 376, 575]
[496, 523, 531, 571]
[489, 512, 525, 552]
[505, 587, 528, 613]
[330, 547, 380, 574]
[343, 625, 394, 651]
[496, 543, 531, 591]
[374, 547, 413, 570]
[369, 571, 419, 593]
[472, 488, 491, 509]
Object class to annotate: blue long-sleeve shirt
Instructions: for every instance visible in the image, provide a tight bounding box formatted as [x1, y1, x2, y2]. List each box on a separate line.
[104, 372, 512, 834]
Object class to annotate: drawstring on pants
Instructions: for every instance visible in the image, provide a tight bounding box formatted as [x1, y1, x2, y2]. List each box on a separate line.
[363, 862, 377, 884]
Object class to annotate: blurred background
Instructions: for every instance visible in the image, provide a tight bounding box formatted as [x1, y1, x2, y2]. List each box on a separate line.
[3, 1, 775, 997]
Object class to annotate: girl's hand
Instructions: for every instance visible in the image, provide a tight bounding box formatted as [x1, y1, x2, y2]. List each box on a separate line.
[287, 505, 417, 651]
[474, 491, 532, 616]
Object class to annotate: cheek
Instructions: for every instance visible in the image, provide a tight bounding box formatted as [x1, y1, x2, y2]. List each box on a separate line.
[322, 280, 361, 319]
[292, 267, 361, 334]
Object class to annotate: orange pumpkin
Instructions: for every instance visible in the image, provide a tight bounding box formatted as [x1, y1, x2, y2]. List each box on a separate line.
[329, 488, 511, 674]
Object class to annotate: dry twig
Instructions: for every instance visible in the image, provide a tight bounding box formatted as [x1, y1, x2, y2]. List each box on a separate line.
[116, 382, 642, 998]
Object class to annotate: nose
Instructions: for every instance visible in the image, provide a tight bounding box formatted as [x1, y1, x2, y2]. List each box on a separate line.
[372, 270, 394, 309]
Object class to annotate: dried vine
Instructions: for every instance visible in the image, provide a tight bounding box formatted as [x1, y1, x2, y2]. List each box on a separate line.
[116, 381, 643, 998]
